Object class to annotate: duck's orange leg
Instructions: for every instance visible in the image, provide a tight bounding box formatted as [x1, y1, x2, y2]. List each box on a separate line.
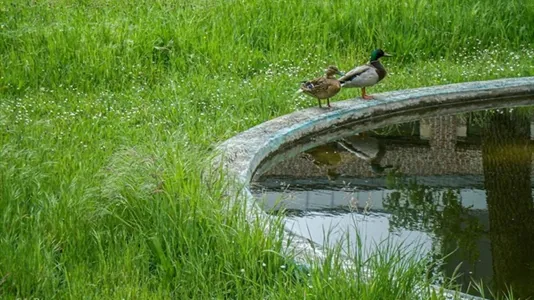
[362, 87, 374, 100]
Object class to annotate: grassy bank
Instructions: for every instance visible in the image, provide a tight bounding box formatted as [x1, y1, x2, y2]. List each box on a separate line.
[1, 0, 534, 298]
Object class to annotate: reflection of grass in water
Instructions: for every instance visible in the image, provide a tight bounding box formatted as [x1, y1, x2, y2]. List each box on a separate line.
[301, 213, 449, 299]
[258, 180, 468, 297]
[369, 121, 421, 137]
[384, 171, 487, 294]
[467, 106, 534, 131]
[288, 206, 453, 299]
[386, 172, 485, 261]
[371, 107, 534, 143]
[250, 182, 455, 298]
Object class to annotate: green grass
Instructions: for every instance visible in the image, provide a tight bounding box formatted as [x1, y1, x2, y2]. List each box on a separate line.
[1, 0, 534, 298]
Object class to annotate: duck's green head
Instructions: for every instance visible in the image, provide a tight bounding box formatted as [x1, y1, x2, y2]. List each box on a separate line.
[370, 49, 393, 61]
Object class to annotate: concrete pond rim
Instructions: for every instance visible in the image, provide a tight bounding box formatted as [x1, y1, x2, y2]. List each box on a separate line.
[214, 77, 534, 300]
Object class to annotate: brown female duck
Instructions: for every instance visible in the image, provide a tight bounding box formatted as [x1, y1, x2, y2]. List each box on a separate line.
[298, 65, 344, 108]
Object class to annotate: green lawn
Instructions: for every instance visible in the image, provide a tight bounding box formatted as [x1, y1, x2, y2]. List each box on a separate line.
[1, 0, 534, 298]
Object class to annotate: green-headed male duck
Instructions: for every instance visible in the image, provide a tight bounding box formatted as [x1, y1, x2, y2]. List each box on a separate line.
[298, 65, 344, 108]
[338, 49, 392, 100]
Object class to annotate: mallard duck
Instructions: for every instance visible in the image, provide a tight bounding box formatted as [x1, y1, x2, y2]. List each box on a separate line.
[337, 135, 394, 174]
[300, 144, 342, 180]
[338, 49, 392, 100]
[298, 65, 344, 108]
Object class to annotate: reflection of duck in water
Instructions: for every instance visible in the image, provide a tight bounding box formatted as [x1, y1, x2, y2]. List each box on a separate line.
[336, 134, 395, 174]
[300, 144, 342, 180]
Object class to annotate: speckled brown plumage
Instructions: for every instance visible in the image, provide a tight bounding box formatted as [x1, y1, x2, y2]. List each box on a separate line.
[299, 66, 343, 108]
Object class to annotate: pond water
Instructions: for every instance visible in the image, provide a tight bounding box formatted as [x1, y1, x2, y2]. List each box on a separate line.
[251, 104, 534, 299]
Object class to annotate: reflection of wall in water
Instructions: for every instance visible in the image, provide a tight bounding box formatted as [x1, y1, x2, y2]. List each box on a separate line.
[262, 115, 534, 178]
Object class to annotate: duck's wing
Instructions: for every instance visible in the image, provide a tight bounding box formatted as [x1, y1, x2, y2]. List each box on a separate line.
[297, 77, 321, 94]
[300, 77, 341, 99]
[339, 64, 380, 87]
[338, 65, 371, 82]
[301, 77, 327, 92]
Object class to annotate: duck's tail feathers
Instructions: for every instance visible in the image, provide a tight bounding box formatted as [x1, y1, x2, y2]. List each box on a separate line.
[295, 81, 310, 95]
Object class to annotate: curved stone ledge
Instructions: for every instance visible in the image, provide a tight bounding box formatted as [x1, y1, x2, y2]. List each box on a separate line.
[215, 77, 534, 300]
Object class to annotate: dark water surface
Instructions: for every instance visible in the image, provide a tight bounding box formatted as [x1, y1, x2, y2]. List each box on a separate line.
[251, 104, 534, 299]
